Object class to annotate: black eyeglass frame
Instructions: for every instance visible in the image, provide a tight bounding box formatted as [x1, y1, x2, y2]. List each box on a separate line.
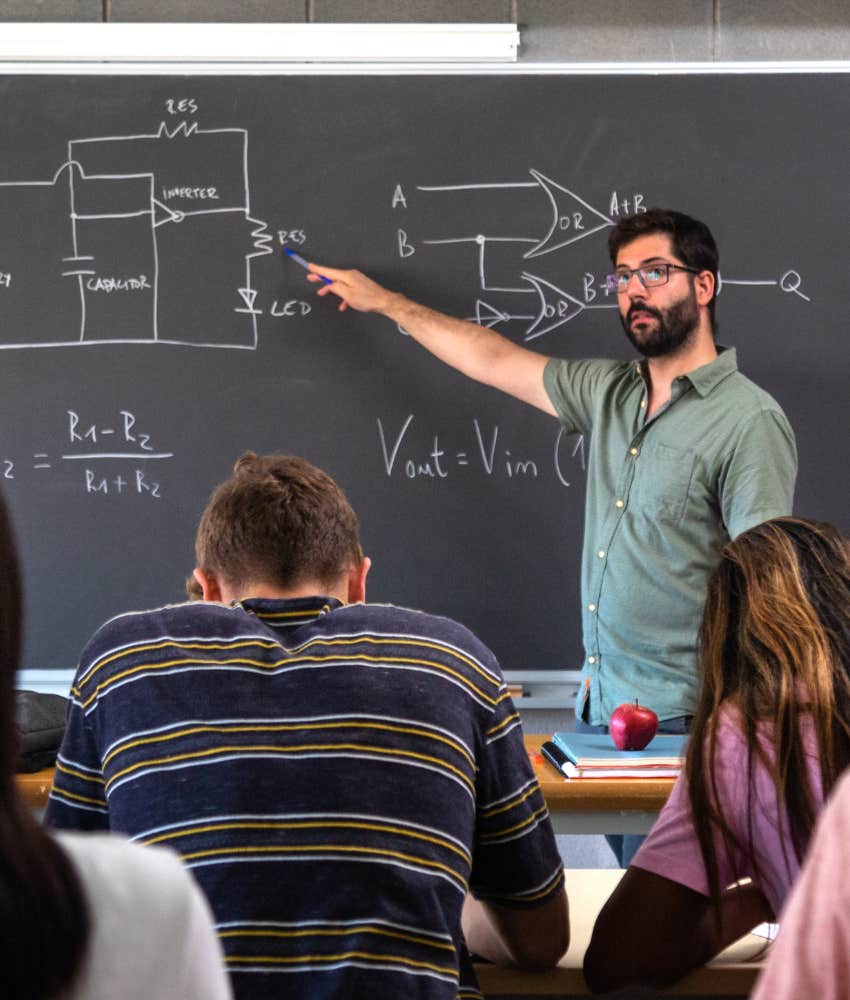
[605, 262, 703, 294]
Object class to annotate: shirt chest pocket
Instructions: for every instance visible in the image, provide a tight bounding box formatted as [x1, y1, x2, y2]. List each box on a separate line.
[631, 441, 696, 524]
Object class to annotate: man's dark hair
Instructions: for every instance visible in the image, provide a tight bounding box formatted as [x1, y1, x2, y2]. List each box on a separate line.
[195, 452, 362, 592]
[608, 208, 719, 324]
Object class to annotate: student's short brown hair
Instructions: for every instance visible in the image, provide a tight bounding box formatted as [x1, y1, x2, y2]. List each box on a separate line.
[194, 453, 362, 592]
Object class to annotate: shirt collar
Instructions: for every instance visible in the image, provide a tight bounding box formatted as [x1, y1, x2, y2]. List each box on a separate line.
[685, 346, 738, 397]
[633, 345, 738, 398]
[237, 595, 342, 630]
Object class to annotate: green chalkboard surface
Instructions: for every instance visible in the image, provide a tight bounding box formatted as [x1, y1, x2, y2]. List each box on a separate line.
[0, 71, 846, 671]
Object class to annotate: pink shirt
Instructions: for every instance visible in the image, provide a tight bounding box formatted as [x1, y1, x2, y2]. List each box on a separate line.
[632, 708, 822, 916]
[751, 767, 850, 1000]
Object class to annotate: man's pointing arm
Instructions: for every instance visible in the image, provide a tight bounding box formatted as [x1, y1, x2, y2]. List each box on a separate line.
[307, 263, 556, 416]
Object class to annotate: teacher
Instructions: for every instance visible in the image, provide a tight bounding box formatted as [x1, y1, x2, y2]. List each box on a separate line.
[307, 208, 796, 737]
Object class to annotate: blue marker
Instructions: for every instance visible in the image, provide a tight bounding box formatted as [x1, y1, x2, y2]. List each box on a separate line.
[283, 247, 333, 285]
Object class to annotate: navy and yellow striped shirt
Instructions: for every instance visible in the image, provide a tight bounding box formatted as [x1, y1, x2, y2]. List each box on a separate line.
[46, 596, 564, 1000]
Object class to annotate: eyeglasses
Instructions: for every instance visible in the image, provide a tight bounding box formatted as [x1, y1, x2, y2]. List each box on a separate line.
[605, 262, 702, 294]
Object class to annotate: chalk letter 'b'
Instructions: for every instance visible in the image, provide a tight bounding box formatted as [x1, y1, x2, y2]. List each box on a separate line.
[397, 230, 415, 259]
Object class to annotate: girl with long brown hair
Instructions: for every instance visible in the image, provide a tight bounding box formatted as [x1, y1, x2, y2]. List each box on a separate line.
[584, 517, 850, 993]
[0, 493, 232, 1000]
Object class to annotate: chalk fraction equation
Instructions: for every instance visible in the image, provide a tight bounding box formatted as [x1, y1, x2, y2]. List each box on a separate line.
[1, 408, 172, 497]
[377, 414, 585, 487]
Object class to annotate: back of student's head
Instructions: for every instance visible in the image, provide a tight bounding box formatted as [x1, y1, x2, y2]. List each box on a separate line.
[195, 452, 362, 593]
[689, 517, 850, 901]
[0, 492, 90, 998]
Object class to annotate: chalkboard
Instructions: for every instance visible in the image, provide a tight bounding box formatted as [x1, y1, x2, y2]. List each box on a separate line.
[0, 71, 846, 673]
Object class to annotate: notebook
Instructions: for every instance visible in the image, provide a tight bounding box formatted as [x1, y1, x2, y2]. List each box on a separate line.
[551, 731, 686, 779]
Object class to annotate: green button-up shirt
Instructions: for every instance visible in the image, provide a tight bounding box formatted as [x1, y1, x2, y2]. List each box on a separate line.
[543, 347, 797, 724]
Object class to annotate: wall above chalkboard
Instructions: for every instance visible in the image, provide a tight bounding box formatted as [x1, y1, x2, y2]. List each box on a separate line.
[0, 70, 846, 673]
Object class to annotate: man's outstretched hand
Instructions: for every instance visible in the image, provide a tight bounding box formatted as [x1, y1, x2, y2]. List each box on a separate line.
[307, 263, 396, 315]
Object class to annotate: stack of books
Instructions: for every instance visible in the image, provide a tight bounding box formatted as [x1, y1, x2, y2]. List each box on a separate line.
[545, 731, 687, 779]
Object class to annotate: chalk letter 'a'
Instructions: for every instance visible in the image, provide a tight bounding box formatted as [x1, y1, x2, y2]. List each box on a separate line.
[397, 229, 415, 259]
[392, 184, 408, 209]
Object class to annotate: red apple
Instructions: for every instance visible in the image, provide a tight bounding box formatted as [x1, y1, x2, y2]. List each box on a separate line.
[609, 699, 658, 750]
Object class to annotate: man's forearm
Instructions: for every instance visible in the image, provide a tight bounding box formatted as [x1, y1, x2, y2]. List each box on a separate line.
[381, 293, 520, 385]
[462, 890, 569, 971]
[461, 894, 519, 966]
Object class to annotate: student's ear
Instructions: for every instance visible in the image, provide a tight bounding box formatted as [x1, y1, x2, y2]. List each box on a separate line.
[193, 567, 223, 603]
[346, 557, 371, 605]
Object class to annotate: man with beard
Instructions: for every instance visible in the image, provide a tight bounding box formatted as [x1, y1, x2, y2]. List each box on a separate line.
[304, 209, 796, 794]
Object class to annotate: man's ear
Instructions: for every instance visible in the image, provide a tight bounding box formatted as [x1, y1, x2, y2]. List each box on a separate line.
[193, 567, 224, 603]
[346, 556, 371, 605]
[695, 269, 716, 308]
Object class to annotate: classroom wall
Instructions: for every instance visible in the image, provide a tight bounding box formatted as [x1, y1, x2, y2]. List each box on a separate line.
[1, 0, 849, 61]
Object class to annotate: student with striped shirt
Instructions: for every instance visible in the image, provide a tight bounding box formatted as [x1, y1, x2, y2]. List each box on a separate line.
[46, 452, 568, 1000]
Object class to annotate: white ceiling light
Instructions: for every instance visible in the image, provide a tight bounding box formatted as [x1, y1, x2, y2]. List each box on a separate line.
[0, 23, 520, 64]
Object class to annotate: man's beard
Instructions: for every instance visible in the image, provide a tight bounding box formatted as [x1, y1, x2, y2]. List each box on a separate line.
[621, 291, 699, 359]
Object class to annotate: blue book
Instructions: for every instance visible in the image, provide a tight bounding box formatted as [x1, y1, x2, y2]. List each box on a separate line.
[551, 731, 686, 778]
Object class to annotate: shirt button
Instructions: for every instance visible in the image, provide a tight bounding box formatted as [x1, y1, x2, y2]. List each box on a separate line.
[615, 499, 625, 509]
[629, 447, 639, 456]
[597, 550, 605, 559]
[640, 399, 647, 408]
[588, 603, 596, 612]
[588, 656, 597, 664]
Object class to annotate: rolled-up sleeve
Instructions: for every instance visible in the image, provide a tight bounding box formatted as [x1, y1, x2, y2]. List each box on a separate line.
[543, 357, 621, 436]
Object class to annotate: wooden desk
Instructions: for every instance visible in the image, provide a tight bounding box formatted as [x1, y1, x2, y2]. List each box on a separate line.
[19, 740, 675, 832]
[525, 735, 676, 834]
[19, 738, 673, 831]
[475, 869, 768, 998]
[16, 767, 54, 810]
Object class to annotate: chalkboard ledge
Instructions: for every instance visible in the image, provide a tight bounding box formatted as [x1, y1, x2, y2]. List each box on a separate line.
[503, 670, 580, 709]
[17, 670, 75, 698]
[17, 668, 581, 706]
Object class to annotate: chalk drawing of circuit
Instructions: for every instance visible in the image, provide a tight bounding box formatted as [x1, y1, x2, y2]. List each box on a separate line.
[0, 122, 272, 349]
[412, 170, 617, 344]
